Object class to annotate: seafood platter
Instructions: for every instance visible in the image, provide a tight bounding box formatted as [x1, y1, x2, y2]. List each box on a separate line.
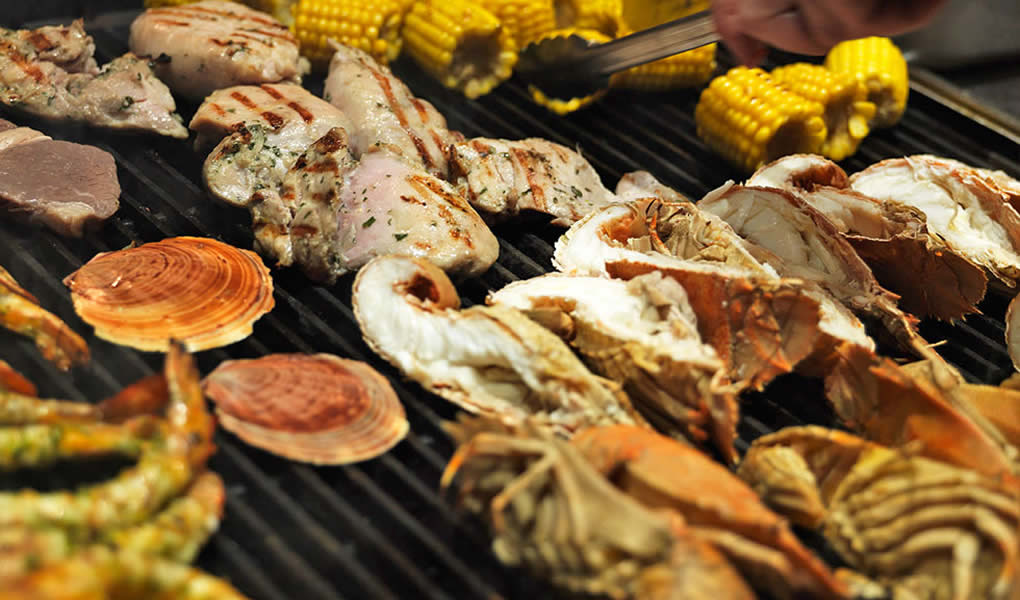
[1, 0, 1020, 598]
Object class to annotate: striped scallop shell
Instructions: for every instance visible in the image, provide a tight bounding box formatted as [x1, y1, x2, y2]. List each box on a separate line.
[202, 353, 408, 465]
[63, 236, 274, 352]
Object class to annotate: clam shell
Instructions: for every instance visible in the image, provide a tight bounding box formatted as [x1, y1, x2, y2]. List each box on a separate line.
[202, 354, 408, 465]
[63, 237, 274, 352]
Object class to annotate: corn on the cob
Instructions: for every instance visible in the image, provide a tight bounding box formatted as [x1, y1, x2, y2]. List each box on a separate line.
[552, 0, 623, 37]
[291, 0, 406, 70]
[825, 37, 908, 128]
[401, 0, 517, 99]
[695, 67, 827, 173]
[771, 63, 876, 161]
[622, 0, 709, 31]
[610, 42, 716, 91]
[474, 0, 557, 47]
[527, 28, 611, 114]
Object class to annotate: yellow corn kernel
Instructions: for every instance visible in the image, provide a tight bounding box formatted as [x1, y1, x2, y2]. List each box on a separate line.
[695, 66, 828, 173]
[526, 28, 611, 115]
[825, 37, 908, 128]
[291, 0, 406, 70]
[401, 0, 517, 99]
[474, 0, 557, 46]
[771, 63, 876, 161]
[552, 0, 623, 37]
[610, 42, 716, 91]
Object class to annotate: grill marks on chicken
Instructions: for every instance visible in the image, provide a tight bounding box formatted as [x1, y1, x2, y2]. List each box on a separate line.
[256, 130, 497, 282]
[450, 137, 618, 225]
[0, 119, 119, 237]
[323, 43, 461, 178]
[0, 21, 186, 138]
[130, 0, 308, 101]
[195, 84, 351, 207]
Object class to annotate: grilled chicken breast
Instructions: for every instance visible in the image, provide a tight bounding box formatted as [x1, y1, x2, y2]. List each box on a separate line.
[323, 42, 460, 178]
[252, 127, 498, 282]
[194, 83, 351, 206]
[0, 21, 187, 138]
[450, 137, 618, 226]
[0, 119, 119, 237]
[130, 0, 308, 101]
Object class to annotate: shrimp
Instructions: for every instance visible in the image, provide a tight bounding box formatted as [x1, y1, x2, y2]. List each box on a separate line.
[0, 546, 250, 600]
[0, 389, 100, 425]
[0, 471, 225, 581]
[0, 359, 35, 396]
[0, 265, 89, 371]
[104, 470, 225, 563]
[0, 344, 215, 538]
[0, 418, 160, 471]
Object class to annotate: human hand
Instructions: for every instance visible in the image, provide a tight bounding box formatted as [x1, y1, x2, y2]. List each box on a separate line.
[711, 0, 948, 65]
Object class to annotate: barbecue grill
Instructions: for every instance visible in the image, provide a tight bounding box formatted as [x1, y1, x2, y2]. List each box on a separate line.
[2, 7, 1019, 599]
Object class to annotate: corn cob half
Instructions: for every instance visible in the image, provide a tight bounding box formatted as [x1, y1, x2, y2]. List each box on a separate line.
[402, 0, 517, 99]
[695, 66, 827, 173]
[474, 0, 557, 47]
[552, 0, 623, 37]
[825, 37, 908, 128]
[771, 63, 876, 161]
[610, 42, 716, 91]
[526, 28, 612, 114]
[292, 0, 406, 70]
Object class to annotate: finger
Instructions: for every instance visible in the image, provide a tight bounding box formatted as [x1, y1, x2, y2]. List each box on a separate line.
[749, 9, 833, 56]
[711, 0, 770, 65]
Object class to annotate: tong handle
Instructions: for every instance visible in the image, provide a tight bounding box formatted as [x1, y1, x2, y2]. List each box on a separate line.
[579, 11, 719, 76]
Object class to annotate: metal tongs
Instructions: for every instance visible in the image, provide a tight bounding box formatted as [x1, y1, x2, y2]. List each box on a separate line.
[516, 10, 719, 100]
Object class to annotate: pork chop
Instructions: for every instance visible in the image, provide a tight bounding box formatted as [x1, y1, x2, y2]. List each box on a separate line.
[0, 137, 119, 237]
[0, 21, 187, 138]
[130, 0, 308, 101]
[323, 42, 461, 178]
[449, 137, 618, 226]
[0, 118, 50, 152]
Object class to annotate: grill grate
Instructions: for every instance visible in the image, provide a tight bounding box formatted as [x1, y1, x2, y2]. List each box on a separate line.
[1, 10, 1019, 599]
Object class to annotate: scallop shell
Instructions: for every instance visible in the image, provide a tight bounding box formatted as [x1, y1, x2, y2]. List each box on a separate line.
[63, 237, 274, 352]
[201, 353, 408, 465]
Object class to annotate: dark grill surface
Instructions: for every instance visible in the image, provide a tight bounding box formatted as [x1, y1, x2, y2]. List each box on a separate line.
[2, 10, 1020, 599]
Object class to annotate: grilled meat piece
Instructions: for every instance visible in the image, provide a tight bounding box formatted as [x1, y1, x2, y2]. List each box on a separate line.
[450, 137, 618, 226]
[0, 118, 50, 152]
[0, 133, 119, 237]
[129, 0, 308, 101]
[323, 43, 460, 178]
[0, 21, 186, 138]
[194, 83, 351, 206]
[253, 127, 498, 282]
